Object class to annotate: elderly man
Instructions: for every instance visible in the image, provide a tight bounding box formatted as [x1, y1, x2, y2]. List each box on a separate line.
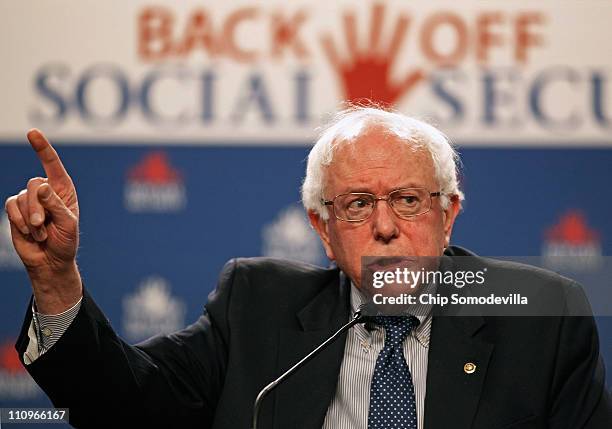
[5, 107, 610, 428]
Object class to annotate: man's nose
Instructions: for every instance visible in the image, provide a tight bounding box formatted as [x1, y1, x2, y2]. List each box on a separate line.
[371, 199, 400, 243]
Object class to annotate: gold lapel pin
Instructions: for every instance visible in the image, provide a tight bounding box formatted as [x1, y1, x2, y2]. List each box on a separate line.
[464, 362, 476, 374]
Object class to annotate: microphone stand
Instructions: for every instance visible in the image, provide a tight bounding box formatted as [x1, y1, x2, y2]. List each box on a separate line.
[251, 309, 368, 429]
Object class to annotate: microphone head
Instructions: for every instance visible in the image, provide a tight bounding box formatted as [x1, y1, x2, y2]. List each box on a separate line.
[354, 303, 377, 324]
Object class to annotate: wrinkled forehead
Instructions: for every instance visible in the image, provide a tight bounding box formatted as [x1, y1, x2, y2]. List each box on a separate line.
[323, 126, 437, 188]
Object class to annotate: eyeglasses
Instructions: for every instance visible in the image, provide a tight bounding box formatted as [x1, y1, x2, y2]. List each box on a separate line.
[321, 187, 442, 222]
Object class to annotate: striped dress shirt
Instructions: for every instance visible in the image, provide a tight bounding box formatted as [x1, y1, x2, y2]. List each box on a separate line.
[322, 285, 433, 429]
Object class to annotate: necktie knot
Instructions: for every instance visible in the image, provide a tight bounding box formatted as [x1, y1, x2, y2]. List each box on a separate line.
[372, 315, 419, 347]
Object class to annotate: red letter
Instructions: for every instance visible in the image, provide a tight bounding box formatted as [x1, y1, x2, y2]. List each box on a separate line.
[138, 7, 174, 61]
[178, 10, 218, 57]
[515, 12, 545, 64]
[271, 10, 309, 59]
[476, 12, 505, 64]
[421, 12, 468, 67]
[223, 7, 259, 62]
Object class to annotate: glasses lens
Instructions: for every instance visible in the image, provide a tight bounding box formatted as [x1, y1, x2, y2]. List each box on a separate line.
[335, 193, 375, 221]
[390, 188, 430, 217]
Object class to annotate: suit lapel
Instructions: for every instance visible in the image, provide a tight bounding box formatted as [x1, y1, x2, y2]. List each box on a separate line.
[265, 254, 495, 429]
[273, 271, 351, 429]
[424, 255, 495, 429]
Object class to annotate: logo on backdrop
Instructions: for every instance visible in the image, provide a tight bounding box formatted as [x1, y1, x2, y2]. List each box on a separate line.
[124, 151, 187, 213]
[541, 210, 603, 271]
[0, 211, 23, 270]
[122, 276, 186, 342]
[262, 205, 325, 266]
[320, 3, 425, 106]
[0, 339, 41, 399]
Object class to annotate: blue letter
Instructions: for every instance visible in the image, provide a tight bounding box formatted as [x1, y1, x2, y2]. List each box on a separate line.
[431, 70, 464, 123]
[141, 67, 192, 124]
[201, 70, 216, 123]
[30, 63, 69, 123]
[592, 71, 610, 128]
[530, 67, 581, 129]
[76, 64, 129, 125]
[482, 68, 521, 126]
[294, 69, 310, 124]
[231, 73, 275, 123]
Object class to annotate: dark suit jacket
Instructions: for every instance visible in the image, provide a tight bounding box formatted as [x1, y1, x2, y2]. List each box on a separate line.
[16, 247, 611, 428]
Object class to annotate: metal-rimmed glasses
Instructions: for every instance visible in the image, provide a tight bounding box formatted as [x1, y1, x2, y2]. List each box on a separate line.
[321, 187, 443, 222]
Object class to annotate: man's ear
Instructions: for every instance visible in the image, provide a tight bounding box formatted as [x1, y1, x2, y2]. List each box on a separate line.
[442, 195, 461, 248]
[308, 210, 336, 261]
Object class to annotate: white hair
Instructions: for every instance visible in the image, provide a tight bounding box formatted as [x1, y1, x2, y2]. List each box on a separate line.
[301, 106, 464, 220]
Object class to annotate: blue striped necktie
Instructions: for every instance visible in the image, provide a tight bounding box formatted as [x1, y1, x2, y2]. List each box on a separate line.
[368, 315, 420, 429]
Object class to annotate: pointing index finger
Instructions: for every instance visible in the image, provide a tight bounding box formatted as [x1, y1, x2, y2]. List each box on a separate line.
[27, 129, 70, 183]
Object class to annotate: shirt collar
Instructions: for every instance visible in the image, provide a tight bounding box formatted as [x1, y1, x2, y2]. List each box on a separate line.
[349, 282, 434, 347]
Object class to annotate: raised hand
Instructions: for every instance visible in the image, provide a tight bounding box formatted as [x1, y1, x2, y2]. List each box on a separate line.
[321, 3, 425, 106]
[4, 130, 82, 314]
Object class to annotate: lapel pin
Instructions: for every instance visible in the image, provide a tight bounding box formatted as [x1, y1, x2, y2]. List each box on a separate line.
[464, 362, 476, 374]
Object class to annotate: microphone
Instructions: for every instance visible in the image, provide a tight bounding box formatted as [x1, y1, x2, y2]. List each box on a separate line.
[251, 305, 370, 429]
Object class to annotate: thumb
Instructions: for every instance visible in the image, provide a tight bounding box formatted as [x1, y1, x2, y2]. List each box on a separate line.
[37, 184, 75, 229]
[8, 216, 29, 246]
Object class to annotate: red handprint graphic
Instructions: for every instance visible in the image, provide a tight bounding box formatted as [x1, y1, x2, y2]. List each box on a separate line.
[321, 3, 425, 106]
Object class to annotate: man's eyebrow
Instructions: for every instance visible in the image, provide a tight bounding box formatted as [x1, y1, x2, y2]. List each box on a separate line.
[341, 188, 374, 194]
[338, 183, 428, 194]
[391, 183, 426, 191]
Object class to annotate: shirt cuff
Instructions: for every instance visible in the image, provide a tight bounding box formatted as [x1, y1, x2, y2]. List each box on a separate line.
[31, 297, 83, 356]
[23, 320, 40, 365]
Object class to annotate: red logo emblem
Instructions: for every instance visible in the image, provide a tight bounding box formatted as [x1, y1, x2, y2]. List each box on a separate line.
[128, 152, 182, 185]
[0, 340, 25, 374]
[542, 210, 602, 271]
[321, 3, 425, 106]
[545, 210, 599, 246]
[125, 151, 187, 212]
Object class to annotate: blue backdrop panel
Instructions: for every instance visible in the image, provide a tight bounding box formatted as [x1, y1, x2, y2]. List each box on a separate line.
[0, 144, 610, 423]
